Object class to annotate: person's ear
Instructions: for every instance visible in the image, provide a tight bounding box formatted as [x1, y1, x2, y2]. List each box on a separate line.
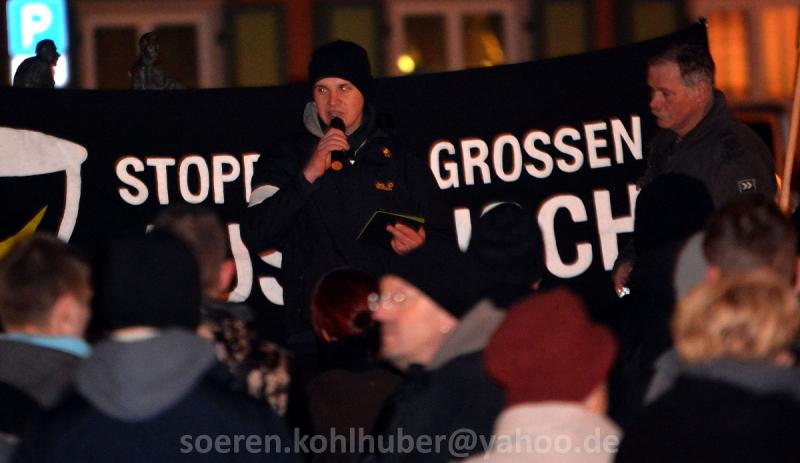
[48, 293, 89, 337]
[706, 264, 721, 282]
[216, 259, 237, 299]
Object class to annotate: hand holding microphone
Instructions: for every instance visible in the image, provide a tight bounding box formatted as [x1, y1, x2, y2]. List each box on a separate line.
[329, 117, 348, 171]
[303, 116, 350, 183]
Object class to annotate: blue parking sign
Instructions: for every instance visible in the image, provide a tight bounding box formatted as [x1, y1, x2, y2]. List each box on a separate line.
[7, 0, 68, 55]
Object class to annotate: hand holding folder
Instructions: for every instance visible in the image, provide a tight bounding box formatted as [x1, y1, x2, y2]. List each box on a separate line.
[357, 210, 425, 249]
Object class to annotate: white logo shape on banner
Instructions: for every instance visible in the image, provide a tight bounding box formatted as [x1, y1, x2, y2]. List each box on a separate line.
[0, 127, 88, 241]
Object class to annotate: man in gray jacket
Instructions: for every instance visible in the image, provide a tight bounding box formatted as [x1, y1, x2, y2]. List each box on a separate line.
[637, 42, 776, 208]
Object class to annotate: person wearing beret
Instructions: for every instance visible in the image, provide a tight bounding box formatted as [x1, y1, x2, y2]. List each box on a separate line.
[462, 287, 620, 463]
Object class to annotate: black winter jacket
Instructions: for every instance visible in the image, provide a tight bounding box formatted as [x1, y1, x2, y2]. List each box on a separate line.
[241, 104, 449, 335]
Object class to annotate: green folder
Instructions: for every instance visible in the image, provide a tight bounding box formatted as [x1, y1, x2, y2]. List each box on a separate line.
[357, 209, 425, 248]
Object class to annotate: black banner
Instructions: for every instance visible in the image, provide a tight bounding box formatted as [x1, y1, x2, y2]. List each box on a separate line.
[0, 24, 706, 323]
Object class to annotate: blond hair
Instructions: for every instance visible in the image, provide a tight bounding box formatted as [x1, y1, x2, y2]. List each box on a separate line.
[674, 271, 800, 363]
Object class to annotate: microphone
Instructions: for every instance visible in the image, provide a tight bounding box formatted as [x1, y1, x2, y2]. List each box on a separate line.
[329, 117, 347, 171]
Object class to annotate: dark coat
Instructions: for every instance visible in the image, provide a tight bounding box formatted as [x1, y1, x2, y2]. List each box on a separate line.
[13, 376, 294, 463]
[241, 105, 449, 336]
[13, 331, 295, 463]
[638, 90, 776, 209]
[616, 376, 800, 462]
[606, 241, 682, 430]
[12, 56, 54, 88]
[365, 351, 505, 463]
[307, 363, 401, 463]
[355, 301, 506, 463]
[0, 339, 83, 408]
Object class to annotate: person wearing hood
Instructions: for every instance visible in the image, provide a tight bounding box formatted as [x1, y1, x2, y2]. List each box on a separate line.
[153, 205, 290, 416]
[360, 242, 505, 463]
[644, 195, 797, 405]
[0, 233, 91, 459]
[14, 232, 292, 463]
[241, 40, 448, 342]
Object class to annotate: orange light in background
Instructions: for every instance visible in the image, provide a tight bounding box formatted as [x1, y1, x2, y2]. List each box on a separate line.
[762, 7, 799, 99]
[463, 14, 505, 69]
[707, 10, 750, 100]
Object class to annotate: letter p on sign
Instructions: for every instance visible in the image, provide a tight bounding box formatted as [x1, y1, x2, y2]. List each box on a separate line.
[21, 4, 53, 48]
[7, 0, 68, 56]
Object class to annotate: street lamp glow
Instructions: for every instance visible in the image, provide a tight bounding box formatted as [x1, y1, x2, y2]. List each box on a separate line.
[397, 54, 416, 74]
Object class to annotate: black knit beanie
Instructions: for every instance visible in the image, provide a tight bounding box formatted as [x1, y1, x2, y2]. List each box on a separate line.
[468, 203, 545, 285]
[308, 40, 373, 101]
[95, 231, 202, 331]
[388, 240, 482, 319]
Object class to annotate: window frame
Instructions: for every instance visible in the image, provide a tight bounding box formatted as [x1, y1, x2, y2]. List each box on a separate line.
[74, 0, 224, 89]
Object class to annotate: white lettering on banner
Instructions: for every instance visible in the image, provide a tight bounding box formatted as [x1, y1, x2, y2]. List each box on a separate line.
[179, 155, 210, 203]
[452, 185, 638, 279]
[538, 194, 592, 277]
[554, 127, 583, 173]
[116, 156, 148, 205]
[116, 153, 259, 206]
[113, 140, 638, 300]
[492, 134, 523, 182]
[595, 184, 639, 270]
[242, 153, 260, 202]
[147, 157, 176, 204]
[227, 224, 254, 303]
[460, 138, 491, 186]
[429, 141, 459, 189]
[430, 116, 642, 189]
[212, 155, 240, 203]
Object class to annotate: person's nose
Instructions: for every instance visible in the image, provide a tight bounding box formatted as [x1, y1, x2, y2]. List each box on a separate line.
[371, 302, 393, 322]
[329, 89, 342, 106]
[650, 92, 661, 112]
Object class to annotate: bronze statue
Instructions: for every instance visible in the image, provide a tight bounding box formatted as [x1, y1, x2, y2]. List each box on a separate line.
[13, 39, 59, 88]
[131, 32, 184, 90]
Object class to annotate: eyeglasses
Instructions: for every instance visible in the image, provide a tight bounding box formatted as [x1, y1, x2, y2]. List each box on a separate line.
[368, 290, 419, 311]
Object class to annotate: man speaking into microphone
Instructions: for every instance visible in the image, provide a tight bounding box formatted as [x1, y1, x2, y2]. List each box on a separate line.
[242, 40, 448, 342]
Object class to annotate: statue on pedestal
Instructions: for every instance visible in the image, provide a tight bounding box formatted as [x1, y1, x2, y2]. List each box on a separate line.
[131, 32, 184, 90]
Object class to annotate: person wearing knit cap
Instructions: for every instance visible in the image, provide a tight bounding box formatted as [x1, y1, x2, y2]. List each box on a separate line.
[360, 241, 505, 463]
[14, 232, 293, 463]
[467, 202, 545, 308]
[241, 38, 452, 423]
[242, 39, 450, 333]
[462, 287, 620, 463]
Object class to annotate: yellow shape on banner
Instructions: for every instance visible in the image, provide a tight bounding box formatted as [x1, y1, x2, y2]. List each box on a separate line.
[0, 206, 48, 259]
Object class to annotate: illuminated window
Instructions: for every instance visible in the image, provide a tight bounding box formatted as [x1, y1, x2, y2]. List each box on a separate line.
[632, 1, 679, 42]
[316, 3, 382, 76]
[689, 0, 800, 104]
[463, 14, 505, 68]
[385, 0, 530, 76]
[541, 1, 587, 58]
[232, 9, 284, 87]
[706, 10, 749, 100]
[404, 16, 446, 73]
[761, 6, 799, 99]
[74, 0, 224, 89]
